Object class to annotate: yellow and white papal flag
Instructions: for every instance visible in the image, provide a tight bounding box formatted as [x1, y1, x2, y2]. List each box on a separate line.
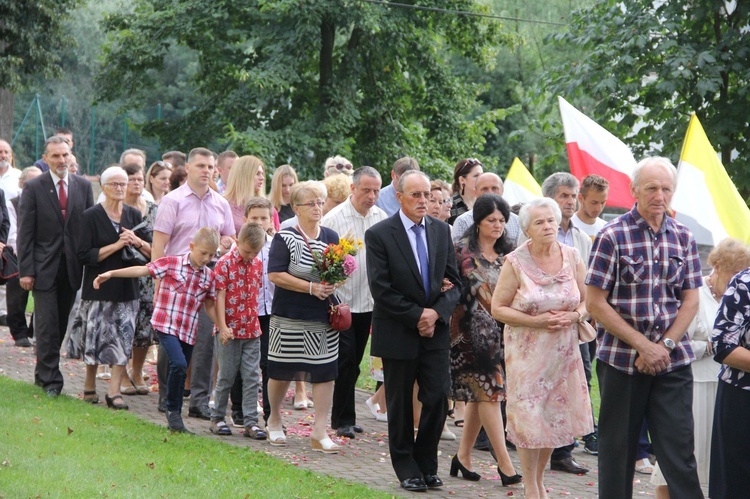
[503, 157, 542, 206]
[672, 114, 750, 246]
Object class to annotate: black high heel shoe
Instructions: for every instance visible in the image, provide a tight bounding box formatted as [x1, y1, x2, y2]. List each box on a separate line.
[449, 455, 481, 481]
[498, 466, 522, 486]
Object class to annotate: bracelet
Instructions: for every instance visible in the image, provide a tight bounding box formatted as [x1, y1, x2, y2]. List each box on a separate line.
[575, 311, 584, 323]
[309, 281, 313, 295]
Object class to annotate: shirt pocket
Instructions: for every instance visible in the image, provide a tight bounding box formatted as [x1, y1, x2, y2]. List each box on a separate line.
[667, 254, 686, 285]
[619, 255, 645, 284]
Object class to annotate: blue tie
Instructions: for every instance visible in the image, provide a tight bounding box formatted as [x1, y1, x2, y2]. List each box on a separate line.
[412, 224, 430, 294]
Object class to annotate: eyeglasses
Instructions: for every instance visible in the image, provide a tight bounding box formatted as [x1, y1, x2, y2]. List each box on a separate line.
[403, 191, 431, 199]
[106, 182, 128, 189]
[296, 200, 325, 208]
[333, 163, 352, 171]
[441, 199, 452, 206]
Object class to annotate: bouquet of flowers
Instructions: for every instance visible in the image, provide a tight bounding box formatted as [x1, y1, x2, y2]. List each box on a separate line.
[312, 236, 363, 284]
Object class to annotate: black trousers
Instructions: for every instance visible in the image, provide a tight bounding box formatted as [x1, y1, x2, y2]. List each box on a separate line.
[331, 312, 372, 429]
[597, 362, 702, 499]
[230, 314, 271, 422]
[6, 275, 33, 340]
[383, 346, 450, 482]
[32, 258, 76, 391]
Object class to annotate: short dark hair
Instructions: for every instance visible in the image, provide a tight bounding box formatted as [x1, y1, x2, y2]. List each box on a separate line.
[392, 156, 420, 176]
[244, 196, 273, 217]
[121, 163, 143, 176]
[580, 175, 609, 197]
[238, 222, 265, 249]
[352, 166, 381, 185]
[188, 147, 215, 162]
[162, 150, 187, 168]
[169, 165, 187, 191]
[54, 127, 73, 137]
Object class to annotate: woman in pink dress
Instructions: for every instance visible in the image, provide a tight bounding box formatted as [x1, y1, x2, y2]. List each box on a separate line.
[491, 198, 593, 499]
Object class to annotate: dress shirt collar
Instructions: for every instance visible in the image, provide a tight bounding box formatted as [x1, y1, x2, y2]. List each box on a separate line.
[399, 209, 424, 232]
[49, 169, 68, 186]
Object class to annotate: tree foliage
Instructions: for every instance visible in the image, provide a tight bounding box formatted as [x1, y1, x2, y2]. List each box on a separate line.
[95, 0, 515, 179]
[544, 0, 750, 196]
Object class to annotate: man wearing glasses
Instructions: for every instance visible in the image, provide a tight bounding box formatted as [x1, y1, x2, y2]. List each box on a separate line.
[366, 170, 461, 492]
[18, 135, 95, 397]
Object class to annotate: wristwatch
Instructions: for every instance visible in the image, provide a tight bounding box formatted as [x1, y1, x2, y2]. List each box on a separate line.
[662, 338, 676, 351]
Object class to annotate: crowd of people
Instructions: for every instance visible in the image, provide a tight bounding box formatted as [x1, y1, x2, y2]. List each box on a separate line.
[2, 130, 749, 498]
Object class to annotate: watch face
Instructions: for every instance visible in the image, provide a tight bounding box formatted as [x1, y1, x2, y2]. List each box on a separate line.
[664, 339, 676, 349]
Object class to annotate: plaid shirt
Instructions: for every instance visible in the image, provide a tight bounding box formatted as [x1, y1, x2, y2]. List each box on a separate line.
[586, 206, 702, 374]
[214, 247, 263, 339]
[147, 254, 216, 345]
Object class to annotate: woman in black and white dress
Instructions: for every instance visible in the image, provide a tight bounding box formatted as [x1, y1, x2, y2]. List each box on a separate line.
[266, 181, 341, 453]
[68, 166, 151, 410]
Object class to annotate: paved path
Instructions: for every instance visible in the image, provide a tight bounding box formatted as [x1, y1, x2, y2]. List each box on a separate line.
[1, 330, 701, 497]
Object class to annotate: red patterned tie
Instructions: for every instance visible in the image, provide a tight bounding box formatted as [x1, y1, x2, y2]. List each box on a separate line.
[59, 180, 67, 219]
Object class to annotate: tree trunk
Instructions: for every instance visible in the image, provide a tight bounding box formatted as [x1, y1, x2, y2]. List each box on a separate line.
[319, 19, 335, 107]
[0, 88, 13, 141]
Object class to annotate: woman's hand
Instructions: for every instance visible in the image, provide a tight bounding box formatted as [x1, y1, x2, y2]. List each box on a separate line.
[311, 282, 336, 300]
[119, 228, 138, 248]
[537, 310, 575, 331]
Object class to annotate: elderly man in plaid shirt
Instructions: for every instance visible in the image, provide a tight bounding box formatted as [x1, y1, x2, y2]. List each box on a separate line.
[586, 157, 704, 499]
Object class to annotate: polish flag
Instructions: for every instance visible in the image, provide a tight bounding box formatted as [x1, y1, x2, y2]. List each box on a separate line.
[558, 96, 636, 208]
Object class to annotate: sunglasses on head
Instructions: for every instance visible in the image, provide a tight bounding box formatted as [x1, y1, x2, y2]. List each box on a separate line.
[333, 163, 353, 171]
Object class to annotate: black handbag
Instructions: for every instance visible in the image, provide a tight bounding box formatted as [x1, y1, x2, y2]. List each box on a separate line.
[120, 221, 149, 266]
[0, 246, 19, 284]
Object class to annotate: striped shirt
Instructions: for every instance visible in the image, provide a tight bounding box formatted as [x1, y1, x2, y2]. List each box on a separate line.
[321, 197, 388, 313]
[586, 206, 702, 375]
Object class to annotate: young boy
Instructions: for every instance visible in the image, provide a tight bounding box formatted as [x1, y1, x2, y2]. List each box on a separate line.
[94, 227, 219, 433]
[228, 197, 276, 427]
[210, 222, 267, 439]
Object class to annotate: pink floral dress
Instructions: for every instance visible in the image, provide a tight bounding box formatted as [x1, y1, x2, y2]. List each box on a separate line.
[503, 241, 593, 449]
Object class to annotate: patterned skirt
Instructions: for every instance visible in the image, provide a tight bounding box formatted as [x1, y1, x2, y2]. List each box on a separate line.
[67, 300, 139, 366]
[267, 315, 338, 383]
[133, 276, 157, 349]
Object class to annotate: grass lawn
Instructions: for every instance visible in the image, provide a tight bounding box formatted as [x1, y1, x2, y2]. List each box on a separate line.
[0, 376, 387, 498]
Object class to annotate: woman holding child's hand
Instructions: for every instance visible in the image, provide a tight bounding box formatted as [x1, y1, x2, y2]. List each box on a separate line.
[67, 166, 151, 411]
[266, 181, 342, 454]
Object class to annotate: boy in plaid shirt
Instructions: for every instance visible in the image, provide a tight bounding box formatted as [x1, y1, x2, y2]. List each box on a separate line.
[210, 222, 267, 439]
[94, 227, 219, 433]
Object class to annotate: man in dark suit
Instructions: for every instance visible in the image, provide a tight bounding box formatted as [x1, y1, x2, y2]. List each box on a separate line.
[18, 135, 94, 396]
[366, 170, 461, 492]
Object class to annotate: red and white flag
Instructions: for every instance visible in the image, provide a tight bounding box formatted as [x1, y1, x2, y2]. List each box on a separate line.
[558, 96, 636, 208]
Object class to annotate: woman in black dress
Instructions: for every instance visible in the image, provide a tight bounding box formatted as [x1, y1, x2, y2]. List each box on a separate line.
[449, 194, 520, 485]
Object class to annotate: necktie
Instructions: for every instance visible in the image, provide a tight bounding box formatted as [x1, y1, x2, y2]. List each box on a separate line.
[58, 180, 67, 219]
[412, 224, 430, 294]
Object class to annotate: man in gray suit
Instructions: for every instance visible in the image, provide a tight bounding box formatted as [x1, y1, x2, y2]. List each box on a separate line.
[18, 135, 94, 396]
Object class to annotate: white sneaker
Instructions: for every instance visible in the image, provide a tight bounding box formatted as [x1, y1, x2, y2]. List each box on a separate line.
[441, 429, 456, 441]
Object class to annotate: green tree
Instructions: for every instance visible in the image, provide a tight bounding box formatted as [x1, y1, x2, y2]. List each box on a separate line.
[0, 0, 80, 139]
[96, 0, 515, 179]
[544, 0, 750, 196]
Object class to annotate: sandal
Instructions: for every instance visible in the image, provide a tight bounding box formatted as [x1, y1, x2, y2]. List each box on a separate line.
[83, 390, 99, 404]
[105, 394, 129, 410]
[635, 458, 654, 474]
[454, 419, 464, 427]
[128, 369, 150, 395]
[210, 421, 232, 436]
[311, 436, 340, 454]
[266, 426, 287, 447]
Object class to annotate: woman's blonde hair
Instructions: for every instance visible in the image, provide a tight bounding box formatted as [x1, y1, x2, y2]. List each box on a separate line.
[145, 161, 172, 195]
[268, 164, 298, 210]
[321, 174, 352, 204]
[224, 155, 265, 206]
[708, 238, 750, 276]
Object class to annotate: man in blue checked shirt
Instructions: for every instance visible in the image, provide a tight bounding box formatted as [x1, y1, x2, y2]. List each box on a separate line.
[586, 157, 704, 499]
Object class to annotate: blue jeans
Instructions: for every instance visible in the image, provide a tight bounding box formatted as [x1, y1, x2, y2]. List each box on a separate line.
[158, 332, 194, 412]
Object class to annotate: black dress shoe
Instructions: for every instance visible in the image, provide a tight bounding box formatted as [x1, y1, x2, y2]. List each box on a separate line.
[550, 456, 589, 474]
[335, 425, 356, 439]
[400, 477, 427, 492]
[14, 337, 33, 347]
[188, 405, 211, 420]
[46, 388, 62, 397]
[423, 474, 444, 488]
[352, 424, 364, 433]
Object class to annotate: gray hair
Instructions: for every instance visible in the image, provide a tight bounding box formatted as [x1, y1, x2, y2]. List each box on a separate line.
[352, 166, 381, 185]
[541, 172, 579, 198]
[518, 197, 562, 233]
[631, 156, 678, 191]
[290, 180, 327, 205]
[119, 148, 147, 164]
[20, 166, 42, 184]
[396, 170, 430, 192]
[100, 166, 128, 186]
